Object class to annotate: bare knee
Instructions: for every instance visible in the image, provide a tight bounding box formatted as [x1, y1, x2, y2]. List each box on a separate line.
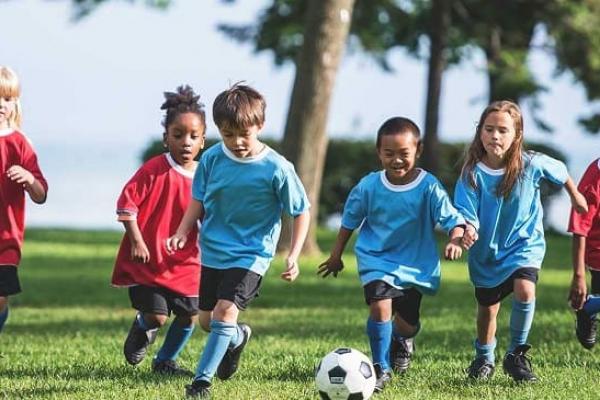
[198, 311, 212, 332]
[513, 279, 536, 303]
[143, 313, 168, 328]
[212, 300, 239, 323]
[173, 314, 196, 327]
[369, 299, 392, 322]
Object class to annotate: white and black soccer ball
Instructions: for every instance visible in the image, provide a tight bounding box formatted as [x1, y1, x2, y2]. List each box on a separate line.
[315, 347, 376, 400]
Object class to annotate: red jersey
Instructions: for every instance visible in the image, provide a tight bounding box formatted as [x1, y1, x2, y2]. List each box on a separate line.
[111, 154, 201, 297]
[0, 129, 48, 266]
[569, 158, 600, 270]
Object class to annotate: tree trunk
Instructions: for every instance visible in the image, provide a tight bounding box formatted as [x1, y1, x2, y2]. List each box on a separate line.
[422, 0, 451, 174]
[278, 0, 355, 256]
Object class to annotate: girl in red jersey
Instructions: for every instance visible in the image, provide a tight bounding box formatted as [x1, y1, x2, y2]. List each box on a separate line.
[112, 85, 205, 374]
[0, 66, 48, 335]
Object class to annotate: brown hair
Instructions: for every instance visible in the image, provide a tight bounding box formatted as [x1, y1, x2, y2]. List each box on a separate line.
[212, 83, 265, 130]
[461, 100, 524, 198]
[0, 66, 22, 128]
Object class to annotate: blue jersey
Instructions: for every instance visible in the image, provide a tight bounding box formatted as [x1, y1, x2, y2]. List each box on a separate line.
[192, 143, 310, 276]
[454, 153, 568, 288]
[342, 170, 464, 295]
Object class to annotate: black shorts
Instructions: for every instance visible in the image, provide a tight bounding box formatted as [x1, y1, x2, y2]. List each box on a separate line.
[591, 270, 600, 294]
[363, 280, 422, 327]
[198, 267, 262, 312]
[0, 265, 21, 296]
[475, 267, 539, 306]
[128, 285, 199, 317]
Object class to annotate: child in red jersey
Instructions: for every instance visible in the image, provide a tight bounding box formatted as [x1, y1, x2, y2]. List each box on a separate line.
[112, 85, 205, 374]
[568, 158, 600, 349]
[0, 66, 48, 335]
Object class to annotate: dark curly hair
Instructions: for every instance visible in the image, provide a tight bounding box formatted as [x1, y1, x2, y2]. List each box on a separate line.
[161, 85, 206, 133]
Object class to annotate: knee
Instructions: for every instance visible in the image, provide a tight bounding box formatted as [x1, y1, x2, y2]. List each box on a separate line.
[514, 281, 536, 303]
[369, 300, 392, 322]
[143, 313, 168, 327]
[212, 301, 238, 323]
[174, 314, 196, 327]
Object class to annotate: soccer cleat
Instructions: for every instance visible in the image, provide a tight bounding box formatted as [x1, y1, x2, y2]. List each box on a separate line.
[123, 319, 158, 366]
[373, 363, 392, 392]
[390, 337, 414, 374]
[185, 378, 211, 398]
[466, 356, 495, 380]
[575, 309, 597, 350]
[152, 358, 194, 377]
[216, 323, 252, 380]
[502, 344, 538, 383]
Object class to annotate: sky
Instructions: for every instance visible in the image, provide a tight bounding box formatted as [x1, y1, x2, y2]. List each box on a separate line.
[1, 0, 598, 231]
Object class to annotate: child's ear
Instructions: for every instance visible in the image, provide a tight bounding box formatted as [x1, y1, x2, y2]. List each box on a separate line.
[162, 132, 168, 149]
[416, 140, 423, 158]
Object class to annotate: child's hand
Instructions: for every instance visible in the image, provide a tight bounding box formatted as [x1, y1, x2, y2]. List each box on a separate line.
[6, 165, 34, 187]
[568, 274, 588, 310]
[130, 240, 150, 263]
[461, 224, 478, 250]
[571, 191, 589, 214]
[281, 257, 299, 282]
[444, 238, 463, 260]
[166, 234, 187, 253]
[317, 257, 344, 278]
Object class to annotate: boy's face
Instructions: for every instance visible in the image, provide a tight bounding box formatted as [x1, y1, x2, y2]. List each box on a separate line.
[377, 132, 422, 185]
[0, 96, 16, 130]
[220, 123, 263, 158]
[164, 112, 205, 169]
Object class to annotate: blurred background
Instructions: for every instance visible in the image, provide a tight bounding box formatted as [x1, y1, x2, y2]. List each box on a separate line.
[1, 0, 598, 241]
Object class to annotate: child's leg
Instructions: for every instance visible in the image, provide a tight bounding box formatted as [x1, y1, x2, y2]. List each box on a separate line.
[198, 310, 212, 333]
[367, 299, 393, 371]
[0, 266, 22, 334]
[389, 288, 421, 373]
[476, 302, 500, 362]
[155, 314, 197, 362]
[582, 271, 600, 315]
[0, 296, 8, 333]
[508, 278, 536, 352]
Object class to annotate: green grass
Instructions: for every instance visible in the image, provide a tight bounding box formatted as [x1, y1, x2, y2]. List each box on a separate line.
[1, 228, 599, 399]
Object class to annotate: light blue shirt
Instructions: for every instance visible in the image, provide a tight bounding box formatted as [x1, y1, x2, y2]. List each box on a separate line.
[342, 170, 465, 295]
[192, 143, 310, 275]
[454, 152, 568, 288]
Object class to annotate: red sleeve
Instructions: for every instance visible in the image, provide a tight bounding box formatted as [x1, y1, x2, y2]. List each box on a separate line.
[569, 160, 600, 237]
[116, 161, 156, 221]
[21, 138, 48, 192]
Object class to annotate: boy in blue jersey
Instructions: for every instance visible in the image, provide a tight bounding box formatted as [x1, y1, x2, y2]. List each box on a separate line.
[167, 84, 311, 398]
[455, 101, 587, 382]
[318, 117, 465, 392]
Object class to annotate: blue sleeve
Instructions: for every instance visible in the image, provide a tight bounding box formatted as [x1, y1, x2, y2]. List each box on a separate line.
[454, 175, 480, 231]
[532, 153, 568, 186]
[192, 154, 208, 202]
[275, 162, 310, 217]
[341, 183, 366, 230]
[430, 181, 466, 233]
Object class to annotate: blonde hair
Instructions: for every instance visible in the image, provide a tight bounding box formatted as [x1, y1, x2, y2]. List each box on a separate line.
[0, 66, 22, 128]
[462, 100, 524, 198]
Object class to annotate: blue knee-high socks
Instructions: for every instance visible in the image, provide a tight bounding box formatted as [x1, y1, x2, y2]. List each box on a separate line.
[0, 307, 8, 333]
[583, 295, 600, 315]
[194, 320, 240, 382]
[508, 299, 535, 352]
[367, 318, 392, 371]
[156, 321, 195, 362]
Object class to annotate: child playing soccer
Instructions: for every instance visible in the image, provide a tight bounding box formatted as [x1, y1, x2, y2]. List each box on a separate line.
[567, 157, 600, 349]
[0, 66, 48, 335]
[318, 117, 465, 392]
[112, 85, 205, 374]
[455, 100, 588, 382]
[167, 83, 310, 398]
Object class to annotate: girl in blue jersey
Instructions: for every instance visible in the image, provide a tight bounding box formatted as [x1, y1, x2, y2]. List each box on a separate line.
[455, 100, 588, 382]
[318, 117, 465, 392]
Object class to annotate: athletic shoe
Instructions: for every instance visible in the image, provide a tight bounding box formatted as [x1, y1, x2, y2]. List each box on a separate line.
[390, 337, 414, 373]
[185, 378, 211, 398]
[373, 363, 392, 392]
[502, 344, 537, 382]
[123, 319, 158, 366]
[576, 309, 597, 350]
[152, 358, 193, 377]
[466, 356, 495, 380]
[216, 323, 252, 380]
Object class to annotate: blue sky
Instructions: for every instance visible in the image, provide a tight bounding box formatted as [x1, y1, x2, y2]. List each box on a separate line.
[1, 0, 598, 230]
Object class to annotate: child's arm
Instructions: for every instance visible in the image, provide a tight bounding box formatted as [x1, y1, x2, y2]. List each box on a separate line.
[317, 227, 354, 278]
[166, 199, 204, 252]
[122, 220, 150, 263]
[6, 165, 46, 204]
[569, 234, 588, 310]
[281, 210, 310, 282]
[444, 225, 465, 260]
[565, 177, 589, 214]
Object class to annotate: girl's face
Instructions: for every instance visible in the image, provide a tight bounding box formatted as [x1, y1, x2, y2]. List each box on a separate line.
[164, 112, 205, 170]
[480, 111, 517, 165]
[220, 123, 263, 158]
[0, 96, 16, 129]
[377, 132, 421, 185]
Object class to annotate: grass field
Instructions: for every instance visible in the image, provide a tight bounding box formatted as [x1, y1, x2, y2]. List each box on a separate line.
[1, 228, 600, 399]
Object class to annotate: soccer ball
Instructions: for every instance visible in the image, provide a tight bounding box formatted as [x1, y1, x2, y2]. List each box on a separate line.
[315, 347, 376, 400]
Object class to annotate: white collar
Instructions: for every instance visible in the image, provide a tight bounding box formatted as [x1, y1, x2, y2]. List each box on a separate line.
[0, 128, 15, 137]
[477, 161, 505, 176]
[379, 169, 426, 192]
[165, 153, 196, 178]
[221, 142, 270, 163]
